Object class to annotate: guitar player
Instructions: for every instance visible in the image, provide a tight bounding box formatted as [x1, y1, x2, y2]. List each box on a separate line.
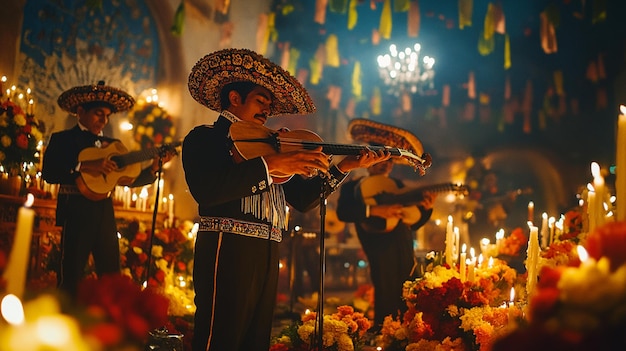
[42, 82, 175, 298]
[336, 119, 436, 332]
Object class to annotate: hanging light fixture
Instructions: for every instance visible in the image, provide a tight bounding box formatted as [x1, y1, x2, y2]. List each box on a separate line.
[376, 43, 435, 95]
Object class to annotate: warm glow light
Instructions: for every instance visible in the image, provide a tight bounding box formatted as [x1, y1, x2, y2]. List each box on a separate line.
[377, 42, 435, 95]
[577, 245, 589, 262]
[1, 294, 25, 325]
[510, 287, 515, 302]
[591, 162, 601, 178]
[119, 121, 134, 131]
[25, 193, 35, 207]
[35, 316, 73, 346]
[620, 105, 626, 115]
[462, 243, 467, 253]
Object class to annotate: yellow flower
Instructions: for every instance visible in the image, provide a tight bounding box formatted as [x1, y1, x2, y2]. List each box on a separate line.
[146, 113, 155, 123]
[1, 135, 12, 147]
[13, 113, 26, 126]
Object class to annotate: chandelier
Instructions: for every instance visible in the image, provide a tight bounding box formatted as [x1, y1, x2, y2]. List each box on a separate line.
[376, 43, 435, 95]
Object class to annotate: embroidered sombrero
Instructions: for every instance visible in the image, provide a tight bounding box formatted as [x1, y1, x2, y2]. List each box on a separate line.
[188, 48, 316, 117]
[348, 118, 429, 169]
[57, 81, 135, 114]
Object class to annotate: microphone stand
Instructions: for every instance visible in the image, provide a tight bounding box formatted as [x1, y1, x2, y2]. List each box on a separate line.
[314, 177, 328, 351]
[144, 155, 164, 287]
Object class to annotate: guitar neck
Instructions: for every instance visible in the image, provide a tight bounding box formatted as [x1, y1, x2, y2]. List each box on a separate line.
[112, 141, 180, 167]
[380, 183, 467, 206]
[113, 148, 160, 167]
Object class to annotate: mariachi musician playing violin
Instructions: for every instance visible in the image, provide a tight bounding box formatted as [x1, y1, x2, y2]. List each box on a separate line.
[182, 48, 394, 351]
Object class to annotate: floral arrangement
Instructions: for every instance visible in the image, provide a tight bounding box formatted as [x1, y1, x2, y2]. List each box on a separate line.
[0, 99, 43, 175]
[128, 99, 176, 150]
[119, 219, 196, 316]
[492, 221, 626, 351]
[497, 227, 527, 256]
[375, 260, 522, 351]
[0, 273, 170, 351]
[270, 305, 372, 351]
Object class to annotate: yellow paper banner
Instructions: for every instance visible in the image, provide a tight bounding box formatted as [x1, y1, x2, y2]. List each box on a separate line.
[326, 34, 340, 67]
[458, 0, 473, 29]
[348, 0, 358, 30]
[379, 0, 392, 39]
[352, 61, 362, 98]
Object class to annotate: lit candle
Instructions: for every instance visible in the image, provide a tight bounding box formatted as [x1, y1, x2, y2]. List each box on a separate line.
[168, 193, 174, 224]
[540, 212, 548, 249]
[548, 216, 556, 245]
[508, 287, 516, 323]
[591, 162, 606, 228]
[0, 76, 6, 97]
[527, 201, 534, 223]
[480, 238, 490, 259]
[617, 105, 626, 221]
[587, 186, 597, 234]
[445, 215, 454, 266]
[495, 229, 504, 254]
[3, 194, 36, 298]
[460, 244, 467, 282]
[526, 224, 539, 297]
[467, 258, 475, 283]
[453, 227, 460, 262]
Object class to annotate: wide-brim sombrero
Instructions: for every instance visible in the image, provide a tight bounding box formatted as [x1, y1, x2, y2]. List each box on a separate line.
[57, 81, 135, 114]
[188, 48, 316, 117]
[348, 118, 428, 168]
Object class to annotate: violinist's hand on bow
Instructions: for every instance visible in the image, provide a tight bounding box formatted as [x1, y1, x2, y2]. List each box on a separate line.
[264, 147, 330, 178]
[336, 148, 392, 173]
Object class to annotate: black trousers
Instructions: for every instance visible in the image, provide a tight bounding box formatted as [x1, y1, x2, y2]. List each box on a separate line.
[192, 231, 279, 351]
[58, 196, 119, 298]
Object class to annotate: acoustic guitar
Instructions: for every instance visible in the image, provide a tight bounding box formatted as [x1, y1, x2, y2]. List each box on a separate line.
[356, 175, 468, 233]
[76, 141, 180, 201]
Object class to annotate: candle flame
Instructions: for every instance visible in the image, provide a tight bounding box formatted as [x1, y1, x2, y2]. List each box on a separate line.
[591, 162, 600, 178]
[510, 287, 515, 302]
[1, 294, 25, 325]
[25, 193, 35, 207]
[621, 105, 626, 115]
[577, 245, 589, 262]
[462, 243, 467, 253]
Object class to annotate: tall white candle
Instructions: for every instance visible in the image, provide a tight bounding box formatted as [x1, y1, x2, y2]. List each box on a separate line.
[527, 201, 534, 223]
[453, 227, 460, 262]
[168, 193, 174, 226]
[540, 212, 548, 249]
[467, 258, 475, 283]
[3, 194, 36, 298]
[617, 105, 626, 221]
[445, 215, 454, 266]
[526, 225, 539, 297]
[587, 188, 597, 234]
[460, 244, 467, 282]
[591, 162, 606, 228]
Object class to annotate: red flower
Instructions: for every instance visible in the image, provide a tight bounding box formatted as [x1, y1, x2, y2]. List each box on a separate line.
[15, 133, 29, 149]
[77, 274, 169, 343]
[584, 221, 626, 270]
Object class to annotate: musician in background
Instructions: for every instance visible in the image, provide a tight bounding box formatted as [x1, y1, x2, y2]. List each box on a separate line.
[336, 119, 436, 332]
[42, 82, 174, 298]
[182, 48, 390, 351]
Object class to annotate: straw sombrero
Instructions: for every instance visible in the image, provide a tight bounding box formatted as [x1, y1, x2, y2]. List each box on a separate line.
[57, 81, 135, 114]
[348, 118, 430, 170]
[188, 48, 316, 117]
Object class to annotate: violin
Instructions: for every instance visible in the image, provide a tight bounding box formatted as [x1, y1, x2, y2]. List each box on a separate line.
[229, 120, 432, 182]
